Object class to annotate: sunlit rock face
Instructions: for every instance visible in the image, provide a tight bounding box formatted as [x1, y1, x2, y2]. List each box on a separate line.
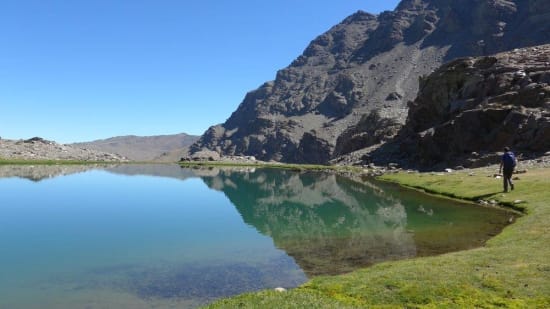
[197, 168, 512, 276]
[393, 44, 550, 167]
[191, 0, 550, 164]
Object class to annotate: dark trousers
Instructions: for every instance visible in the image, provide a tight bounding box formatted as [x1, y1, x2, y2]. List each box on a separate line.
[503, 168, 514, 192]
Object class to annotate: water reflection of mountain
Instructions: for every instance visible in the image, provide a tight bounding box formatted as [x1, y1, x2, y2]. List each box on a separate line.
[0, 165, 99, 181]
[198, 168, 511, 277]
[0, 164, 510, 277]
[0, 164, 196, 182]
[199, 169, 417, 276]
[103, 164, 196, 180]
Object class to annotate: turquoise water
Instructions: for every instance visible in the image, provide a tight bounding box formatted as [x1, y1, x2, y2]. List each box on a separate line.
[0, 165, 513, 308]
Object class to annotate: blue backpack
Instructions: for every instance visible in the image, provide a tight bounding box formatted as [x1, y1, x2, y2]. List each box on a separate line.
[502, 152, 516, 169]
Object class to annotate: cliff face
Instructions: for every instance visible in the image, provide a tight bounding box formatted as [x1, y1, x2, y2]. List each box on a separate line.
[191, 0, 550, 164]
[393, 44, 550, 166]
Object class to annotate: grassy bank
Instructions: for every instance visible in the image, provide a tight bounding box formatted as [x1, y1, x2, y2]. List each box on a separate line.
[206, 167, 550, 308]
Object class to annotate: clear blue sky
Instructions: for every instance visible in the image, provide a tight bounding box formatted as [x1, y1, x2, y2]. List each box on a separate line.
[0, 1, 400, 143]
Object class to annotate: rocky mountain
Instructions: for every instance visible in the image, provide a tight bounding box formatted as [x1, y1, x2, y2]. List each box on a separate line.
[0, 137, 128, 162]
[191, 0, 550, 164]
[368, 44, 550, 168]
[74, 133, 199, 161]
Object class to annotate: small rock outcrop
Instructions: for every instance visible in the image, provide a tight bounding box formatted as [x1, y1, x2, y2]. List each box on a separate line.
[393, 44, 550, 166]
[334, 110, 401, 157]
[0, 137, 128, 162]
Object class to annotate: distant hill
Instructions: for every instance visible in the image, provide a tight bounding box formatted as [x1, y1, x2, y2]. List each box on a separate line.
[0, 137, 127, 162]
[74, 133, 199, 161]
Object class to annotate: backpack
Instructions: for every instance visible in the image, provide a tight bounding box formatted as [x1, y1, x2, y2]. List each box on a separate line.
[502, 152, 516, 168]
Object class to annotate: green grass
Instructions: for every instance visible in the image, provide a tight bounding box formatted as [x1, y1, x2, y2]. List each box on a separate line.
[205, 167, 550, 308]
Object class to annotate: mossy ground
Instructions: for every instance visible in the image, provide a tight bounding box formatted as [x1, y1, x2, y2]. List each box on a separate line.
[205, 167, 550, 308]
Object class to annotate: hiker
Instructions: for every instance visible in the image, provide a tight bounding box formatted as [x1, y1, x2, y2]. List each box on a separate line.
[499, 147, 517, 192]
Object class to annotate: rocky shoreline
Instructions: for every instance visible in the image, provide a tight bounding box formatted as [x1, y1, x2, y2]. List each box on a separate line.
[0, 137, 128, 162]
[180, 146, 550, 175]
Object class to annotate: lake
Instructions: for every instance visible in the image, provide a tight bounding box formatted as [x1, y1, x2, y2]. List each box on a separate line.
[0, 164, 513, 308]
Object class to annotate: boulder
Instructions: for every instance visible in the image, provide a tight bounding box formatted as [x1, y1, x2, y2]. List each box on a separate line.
[386, 92, 403, 101]
[191, 150, 221, 161]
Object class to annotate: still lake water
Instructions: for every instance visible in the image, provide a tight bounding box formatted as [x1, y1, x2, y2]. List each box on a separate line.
[0, 164, 513, 308]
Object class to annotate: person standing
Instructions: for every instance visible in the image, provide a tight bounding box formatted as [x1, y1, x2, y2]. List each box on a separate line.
[499, 147, 517, 192]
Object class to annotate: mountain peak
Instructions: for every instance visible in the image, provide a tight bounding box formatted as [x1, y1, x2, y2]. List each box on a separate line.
[342, 10, 377, 22]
